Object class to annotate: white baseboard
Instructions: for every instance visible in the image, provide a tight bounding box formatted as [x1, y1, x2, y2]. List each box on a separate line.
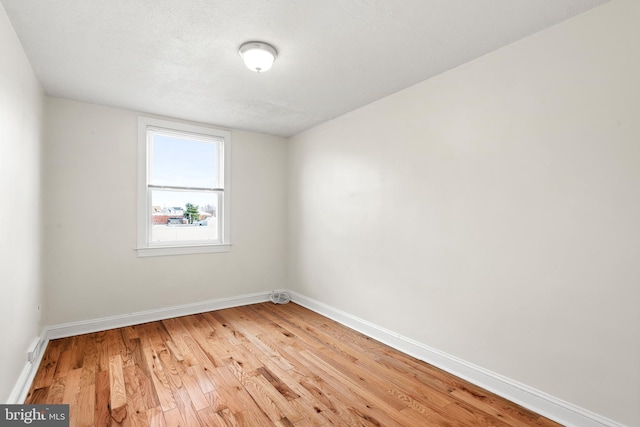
[7, 335, 48, 404]
[287, 290, 625, 427]
[44, 290, 273, 340]
[14, 289, 624, 427]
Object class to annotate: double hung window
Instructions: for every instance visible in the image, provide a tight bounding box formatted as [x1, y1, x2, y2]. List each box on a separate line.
[137, 117, 231, 256]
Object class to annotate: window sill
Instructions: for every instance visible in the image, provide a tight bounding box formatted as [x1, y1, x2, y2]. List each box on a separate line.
[136, 244, 231, 257]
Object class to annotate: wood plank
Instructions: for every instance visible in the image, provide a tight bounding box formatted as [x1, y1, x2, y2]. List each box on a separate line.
[244, 368, 303, 423]
[174, 316, 220, 369]
[129, 340, 161, 410]
[107, 329, 127, 358]
[208, 365, 274, 425]
[94, 331, 110, 372]
[297, 350, 416, 426]
[122, 325, 140, 342]
[53, 349, 72, 379]
[62, 368, 83, 404]
[161, 408, 184, 427]
[94, 370, 111, 427]
[188, 363, 216, 394]
[80, 353, 98, 387]
[294, 374, 364, 425]
[159, 317, 198, 367]
[256, 366, 300, 401]
[151, 323, 173, 350]
[127, 405, 148, 427]
[76, 384, 95, 427]
[69, 335, 86, 370]
[109, 355, 128, 423]
[204, 390, 227, 413]
[178, 315, 222, 360]
[180, 365, 210, 411]
[172, 387, 203, 427]
[212, 408, 240, 427]
[216, 310, 293, 371]
[155, 344, 183, 390]
[82, 332, 99, 356]
[249, 347, 368, 426]
[201, 312, 244, 346]
[196, 407, 223, 427]
[133, 325, 153, 350]
[120, 330, 138, 368]
[146, 407, 167, 427]
[259, 365, 342, 425]
[123, 365, 146, 417]
[226, 365, 286, 422]
[163, 340, 185, 363]
[24, 387, 48, 404]
[63, 368, 83, 425]
[224, 343, 263, 372]
[141, 346, 177, 412]
[46, 376, 66, 404]
[250, 361, 337, 426]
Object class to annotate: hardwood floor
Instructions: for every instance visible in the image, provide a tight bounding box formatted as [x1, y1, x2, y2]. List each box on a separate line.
[25, 302, 561, 426]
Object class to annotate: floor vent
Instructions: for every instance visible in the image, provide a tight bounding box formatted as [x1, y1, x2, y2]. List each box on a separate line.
[270, 291, 291, 304]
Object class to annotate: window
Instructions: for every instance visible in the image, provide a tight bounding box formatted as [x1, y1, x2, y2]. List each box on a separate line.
[137, 117, 231, 256]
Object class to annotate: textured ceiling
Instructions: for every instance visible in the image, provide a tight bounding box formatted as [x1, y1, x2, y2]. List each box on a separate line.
[2, 0, 608, 137]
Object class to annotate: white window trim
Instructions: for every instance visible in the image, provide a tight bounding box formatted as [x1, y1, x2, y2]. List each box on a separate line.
[137, 116, 231, 257]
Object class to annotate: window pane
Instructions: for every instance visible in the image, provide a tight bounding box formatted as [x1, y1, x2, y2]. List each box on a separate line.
[150, 132, 221, 188]
[150, 190, 220, 243]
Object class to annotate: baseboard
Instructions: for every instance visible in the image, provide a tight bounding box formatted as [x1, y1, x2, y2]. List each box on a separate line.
[17, 289, 624, 427]
[288, 290, 625, 427]
[44, 290, 274, 340]
[7, 335, 48, 404]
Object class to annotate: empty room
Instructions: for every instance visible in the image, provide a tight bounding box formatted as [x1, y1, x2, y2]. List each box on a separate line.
[1, 1, 638, 426]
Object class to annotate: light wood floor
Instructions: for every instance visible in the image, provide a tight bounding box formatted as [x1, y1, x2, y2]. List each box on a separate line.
[25, 302, 560, 426]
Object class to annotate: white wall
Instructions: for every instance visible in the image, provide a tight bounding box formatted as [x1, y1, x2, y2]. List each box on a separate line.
[0, 6, 44, 402]
[288, 0, 640, 425]
[42, 98, 288, 325]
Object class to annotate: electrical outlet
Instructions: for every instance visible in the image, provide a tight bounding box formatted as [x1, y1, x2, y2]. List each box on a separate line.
[27, 338, 41, 363]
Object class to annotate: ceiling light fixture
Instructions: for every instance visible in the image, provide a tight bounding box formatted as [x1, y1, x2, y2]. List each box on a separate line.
[239, 41, 277, 73]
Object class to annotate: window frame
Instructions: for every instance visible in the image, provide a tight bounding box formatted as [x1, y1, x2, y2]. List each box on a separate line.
[137, 116, 231, 257]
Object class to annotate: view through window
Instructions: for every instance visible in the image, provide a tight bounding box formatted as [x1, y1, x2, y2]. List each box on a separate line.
[149, 130, 222, 243]
[138, 117, 231, 256]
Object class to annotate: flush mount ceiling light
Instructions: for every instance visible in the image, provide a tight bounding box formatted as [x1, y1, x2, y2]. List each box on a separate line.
[239, 41, 277, 73]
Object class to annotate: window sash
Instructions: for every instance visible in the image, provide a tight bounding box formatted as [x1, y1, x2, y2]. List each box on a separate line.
[137, 116, 231, 257]
[147, 127, 224, 189]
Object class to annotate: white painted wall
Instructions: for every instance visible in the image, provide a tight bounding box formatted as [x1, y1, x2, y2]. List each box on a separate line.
[288, 1, 640, 425]
[42, 98, 288, 325]
[0, 6, 44, 402]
